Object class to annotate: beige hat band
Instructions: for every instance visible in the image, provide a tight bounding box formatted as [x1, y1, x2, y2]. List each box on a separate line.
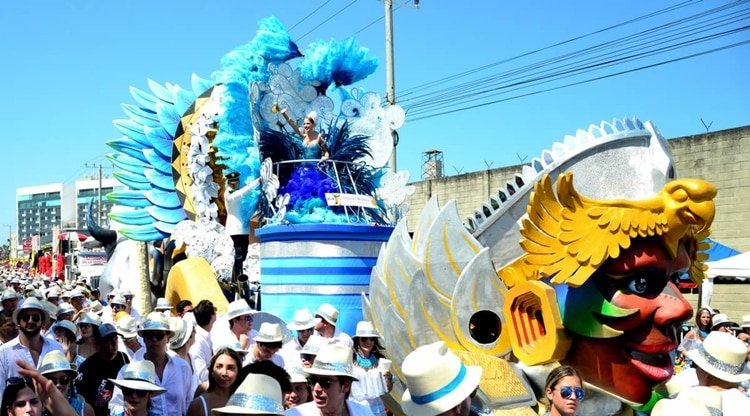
[695, 343, 745, 374]
[225, 392, 284, 414]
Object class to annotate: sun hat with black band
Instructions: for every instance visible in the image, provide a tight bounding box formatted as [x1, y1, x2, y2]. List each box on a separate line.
[77, 312, 102, 327]
[51, 320, 78, 337]
[710, 313, 737, 330]
[116, 315, 140, 339]
[315, 303, 339, 326]
[401, 341, 482, 416]
[226, 299, 255, 321]
[352, 321, 381, 339]
[13, 297, 50, 326]
[685, 330, 750, 383]
[137, 312, 174, 337]
[109, 360, 166, 395]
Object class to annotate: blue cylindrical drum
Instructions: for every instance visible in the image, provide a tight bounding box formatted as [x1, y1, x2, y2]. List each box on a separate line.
[257, 224, 394, 336]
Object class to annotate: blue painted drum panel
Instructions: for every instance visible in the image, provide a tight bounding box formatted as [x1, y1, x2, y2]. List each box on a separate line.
[258, 224, 393, 335]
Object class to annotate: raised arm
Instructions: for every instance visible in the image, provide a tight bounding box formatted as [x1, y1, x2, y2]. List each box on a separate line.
[280, 108, 303, 138]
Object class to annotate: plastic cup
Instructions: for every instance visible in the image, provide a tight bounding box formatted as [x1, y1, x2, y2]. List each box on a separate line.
[379, 358, 392, 371]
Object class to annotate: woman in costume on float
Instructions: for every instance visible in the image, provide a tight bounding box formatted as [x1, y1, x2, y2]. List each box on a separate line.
[280, 108, 329, 163]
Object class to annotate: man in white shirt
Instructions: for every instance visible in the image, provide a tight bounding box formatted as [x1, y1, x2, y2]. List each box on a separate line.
[109, 312, 192, 416]
[0, 297, 63, 398]
[285, 344, 372, 416]
[309, 303, 353, 348]
[281, 308, 320, 367]
[188, 299, 216, 382]
[224, 172, 260, 280]
[210, 299, 257, 351]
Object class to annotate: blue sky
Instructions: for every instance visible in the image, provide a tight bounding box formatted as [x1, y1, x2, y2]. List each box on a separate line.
[1, 0, 748, 244]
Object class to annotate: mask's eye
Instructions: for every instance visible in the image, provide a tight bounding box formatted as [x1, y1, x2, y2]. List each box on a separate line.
[622, 268, 667, 296]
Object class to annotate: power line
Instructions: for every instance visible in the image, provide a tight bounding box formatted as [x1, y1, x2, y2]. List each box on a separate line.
[405, 9, 750, 113]
[398, 0, 704, 98]
[289, 0, 333, 32]
[296, 0, 360, 42]
[351, 0, 411, 36]
[401, 0, 747, 108]
[408, 39, 750, 122]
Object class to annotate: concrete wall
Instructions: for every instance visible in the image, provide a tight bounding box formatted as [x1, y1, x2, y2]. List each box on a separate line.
[405, 125, 750, 250]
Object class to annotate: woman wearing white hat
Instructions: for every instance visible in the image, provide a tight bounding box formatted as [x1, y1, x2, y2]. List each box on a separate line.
[109, 360, 167, 416]
[49, 320, 85, 369]
[39, 350, 94, 416]
[76, 312, 101, 361]
[349, 321, 392, 416]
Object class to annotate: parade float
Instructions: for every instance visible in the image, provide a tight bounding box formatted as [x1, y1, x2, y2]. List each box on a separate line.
[90, 15, 718, 415]
[90, 17, 406, 331]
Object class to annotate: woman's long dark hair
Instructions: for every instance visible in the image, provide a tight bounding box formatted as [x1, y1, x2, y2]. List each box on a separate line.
[1, 377, 36, 415]
[352, 336, 385, 361]
[207, 348, 243, 393]
[695, 307, 713, 333]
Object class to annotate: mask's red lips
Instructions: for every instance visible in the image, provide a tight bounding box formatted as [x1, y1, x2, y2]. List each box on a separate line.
[624, 343, 676, 382]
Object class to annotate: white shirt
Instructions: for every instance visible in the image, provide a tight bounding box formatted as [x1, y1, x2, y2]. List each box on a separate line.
[721, 388, 750, 416]
[224, 179, 260, 235]
[109, 350, 192, 416]
[280, 337, 305, 368]
[285, 400, 374, 415]
[0, 335, 63, 398]
[189, 325, 212, 382]
[309, 331, 353, 348]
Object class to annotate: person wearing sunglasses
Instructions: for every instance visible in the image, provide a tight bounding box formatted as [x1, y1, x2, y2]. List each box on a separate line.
[246, 323, 285, 367]
[280, 309, 320, 368]
[0, 298, 63, 398]
[286, 344, 371, 416]
[108, 313, 192, 416]
[1, 376, 43, 416]
[109, 360, 166, 416]
[349, 321, 392, 416]
[544, 366, 584, 416]
[39, 350, 94, 416]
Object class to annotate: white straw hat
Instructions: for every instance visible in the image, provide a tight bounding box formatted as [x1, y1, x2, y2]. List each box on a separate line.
[137, 312, 174, 337]
[315, 303, 339, 326]
[51, 320, 78, 337]
[685, 331, 750, 383]
[77, 312, 102, 327]
[286, 308, 321, 331]
[401, 341, 482, 416]
[116, 315, 139, 338]
[710, 313, 736, 330]
[13, 297, 50, 326]
[88, 300, 104, 316]
[212, 373, 284, 415]
[109, 360, 166, 395]
[740, 314, 750, 329]
[303, 343, 358, 380]
[168, 317, 194, 350]
[353, 321, 380, 339]
[286, 366, 308, 384]
[39, 350, 77, 377]
[56, 302, 75, 317]
[154, 297, 172, 312]
[226, 299, 255, 321]
[253, 322, 283, 343]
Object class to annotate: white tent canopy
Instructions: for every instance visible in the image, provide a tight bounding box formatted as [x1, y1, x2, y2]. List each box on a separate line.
[705, 251, 750, 280]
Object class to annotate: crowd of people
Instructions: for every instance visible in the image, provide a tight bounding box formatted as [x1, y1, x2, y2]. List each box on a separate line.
[0, 271, 747, 415]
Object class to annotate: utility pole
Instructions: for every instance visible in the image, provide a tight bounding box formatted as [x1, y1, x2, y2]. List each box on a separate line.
[385, 0, 419, 173]
[385, 0, 397, 173]
[85, 163, 104, 225]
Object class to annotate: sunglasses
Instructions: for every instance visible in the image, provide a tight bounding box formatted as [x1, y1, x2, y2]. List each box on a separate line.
[19, 314, 42, 323]
[112, 304, 126, 311]
[301, 354, 316, 362]
[558, 386, 584, 401]
[122, 387, 149, 398]
[48, 375, 71, 386]
[309, 377, 339, 389]
[144, 332, 168, 341]
[258, 342, 281, 352]
[124, 296, 134, 300]
[6, 376, 32, 387]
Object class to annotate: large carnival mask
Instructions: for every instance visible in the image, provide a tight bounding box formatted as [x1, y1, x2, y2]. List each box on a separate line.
[505, 172, 716, 404]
